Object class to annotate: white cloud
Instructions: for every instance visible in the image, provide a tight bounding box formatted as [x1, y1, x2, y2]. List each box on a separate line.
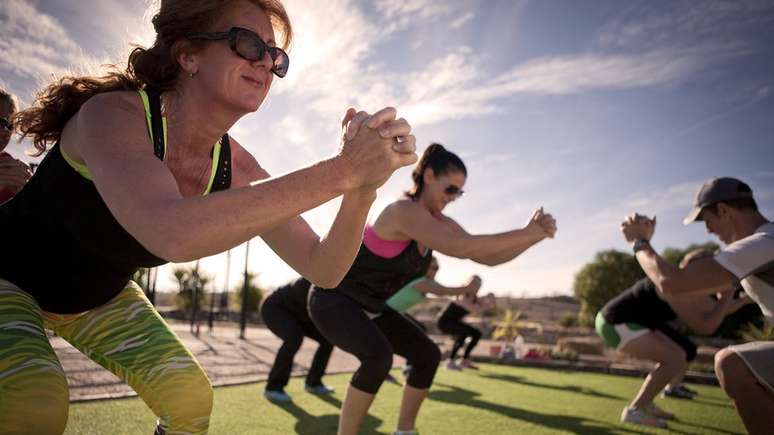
[0, 0, 87, 79]
[450, 11, 474, 29]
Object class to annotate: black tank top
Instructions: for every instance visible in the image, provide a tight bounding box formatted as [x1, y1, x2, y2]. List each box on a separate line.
[600, 278, 677, 327]
[316, 240, 433, 313]
[0, 89, 231, 313]
[439, 302, 469, 322]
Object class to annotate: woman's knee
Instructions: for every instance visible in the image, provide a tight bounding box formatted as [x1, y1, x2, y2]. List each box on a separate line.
[406, 342, 441, 389]
[0, 369, 69, 434]
[280, 334, 304, 353]
[421, 341, 442, 368]
[363, 343, 394, 377]
[350, 343, 394, 393]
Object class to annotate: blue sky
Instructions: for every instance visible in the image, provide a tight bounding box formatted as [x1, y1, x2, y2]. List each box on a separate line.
[2, 0, 773, 297]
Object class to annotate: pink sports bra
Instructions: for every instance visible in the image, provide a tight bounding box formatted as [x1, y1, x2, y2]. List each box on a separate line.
[363, 225, 410, 258]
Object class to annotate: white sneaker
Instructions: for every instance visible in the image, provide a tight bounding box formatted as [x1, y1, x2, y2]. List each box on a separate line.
[620, 406, 667, 428]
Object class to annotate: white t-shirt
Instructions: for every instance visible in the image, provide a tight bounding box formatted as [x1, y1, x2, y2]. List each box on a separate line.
[714, 222, 774, 324]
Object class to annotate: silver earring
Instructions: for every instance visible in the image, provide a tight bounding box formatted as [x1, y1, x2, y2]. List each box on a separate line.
[189, 71, 197, 79]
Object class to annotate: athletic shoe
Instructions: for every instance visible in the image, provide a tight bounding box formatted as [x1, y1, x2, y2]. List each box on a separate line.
[458, 359, 479, 370]
[264, 389, 292, 403]
[393, 430, 419, 435]
[681, 385, 699, 396]
[445, 359, 462, 371]
[643, 403, 675, 420]
[304, 384, 335, 394]
[663, 385, 695, 399]
[620, 406, 667, 428]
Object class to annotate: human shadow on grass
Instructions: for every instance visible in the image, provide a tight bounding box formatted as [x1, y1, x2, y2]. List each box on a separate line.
[670, 419, 744, 435]
[478, 372, 624, 400]
[430, 383, 648, 435]
[269, 397, 385, 435]
[684, 397, 734, 410]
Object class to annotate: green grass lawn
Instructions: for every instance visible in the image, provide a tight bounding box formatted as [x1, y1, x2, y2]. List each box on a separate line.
[64, 363, 744, 434]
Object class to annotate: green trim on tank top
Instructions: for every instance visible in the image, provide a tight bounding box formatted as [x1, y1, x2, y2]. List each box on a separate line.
[61, 90, 222, 196]
[60, 147, 92, 180]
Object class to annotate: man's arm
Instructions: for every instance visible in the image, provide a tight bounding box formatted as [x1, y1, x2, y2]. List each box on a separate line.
[620, 214, 737, 295]
[635, 245, 737, 295]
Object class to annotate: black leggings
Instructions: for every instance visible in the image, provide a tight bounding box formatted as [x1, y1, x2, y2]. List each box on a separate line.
[403, 313, 427, 333]
[261, 292, 333, 391]
[309, 290, 441, 394]
[437, 317, 482, 360]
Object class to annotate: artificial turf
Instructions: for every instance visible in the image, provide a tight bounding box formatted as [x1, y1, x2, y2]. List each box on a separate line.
[64, 363, 744, 434]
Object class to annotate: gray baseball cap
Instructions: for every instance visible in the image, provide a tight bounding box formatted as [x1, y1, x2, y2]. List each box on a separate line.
[683, 177, 754, 225]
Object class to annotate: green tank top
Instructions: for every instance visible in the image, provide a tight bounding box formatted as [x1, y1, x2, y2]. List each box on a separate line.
[386, 277, 427, 312]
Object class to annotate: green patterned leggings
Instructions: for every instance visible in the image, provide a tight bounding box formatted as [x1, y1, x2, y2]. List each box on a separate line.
[0, 278, 213, 434]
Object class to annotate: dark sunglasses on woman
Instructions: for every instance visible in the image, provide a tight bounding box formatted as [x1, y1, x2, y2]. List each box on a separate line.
[444, 184, 464, 197]
[0, 117, 12, 131]
[188, 27, 290, 78]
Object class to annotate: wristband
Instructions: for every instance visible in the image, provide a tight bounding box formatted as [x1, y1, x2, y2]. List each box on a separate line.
[632, 239, 650, 254]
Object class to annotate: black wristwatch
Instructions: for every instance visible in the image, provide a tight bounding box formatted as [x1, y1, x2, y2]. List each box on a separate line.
[632, 239, 650, 254]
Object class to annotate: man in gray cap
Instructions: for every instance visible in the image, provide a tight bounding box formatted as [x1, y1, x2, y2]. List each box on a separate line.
[620, 177, 773, 435]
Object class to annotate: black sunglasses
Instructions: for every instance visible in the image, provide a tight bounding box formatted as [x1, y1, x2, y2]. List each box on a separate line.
[444, 184, 464, 197]
[188, 27, 289, 78]
[0, 117, 12, 131]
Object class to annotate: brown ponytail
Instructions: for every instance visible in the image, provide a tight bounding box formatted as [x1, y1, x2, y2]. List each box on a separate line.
[406, 143, 467, 199]
[13, 0, 292, 156]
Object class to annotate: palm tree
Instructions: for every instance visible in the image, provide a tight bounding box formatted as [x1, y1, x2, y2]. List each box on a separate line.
[208, 249, 231, 332]
[171, 264, 209, 313]
[492, 309, 542, 361]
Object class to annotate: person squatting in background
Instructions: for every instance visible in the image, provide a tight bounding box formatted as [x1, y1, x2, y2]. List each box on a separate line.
[261, 278, 336, 402]
[437, 292, 497, 370]
[596, 248, 753, 428]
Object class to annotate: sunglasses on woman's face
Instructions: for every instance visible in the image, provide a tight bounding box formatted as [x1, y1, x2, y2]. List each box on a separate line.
[0, 117, 12, 131]
[444, 184, 464, 197]
[188, 27, 290, 78]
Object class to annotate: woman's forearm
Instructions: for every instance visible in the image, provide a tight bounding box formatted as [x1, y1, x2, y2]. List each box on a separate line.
[471, 237, 543, 266]
[442, 228, 545, 264]
[430, 283, 473, 296]
[462, 227, 545, 265]
[305, 190, 376, 287]
[146, 157, 350, 261]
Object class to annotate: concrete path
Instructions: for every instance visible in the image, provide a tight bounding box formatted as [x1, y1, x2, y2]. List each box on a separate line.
[55, 320, 488, 402]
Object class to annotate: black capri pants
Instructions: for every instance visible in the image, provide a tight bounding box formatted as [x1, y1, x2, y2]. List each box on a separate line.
[437, 315, 482, 360]
[308, 289, 441, 394]
[261, 292, 333, 391]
